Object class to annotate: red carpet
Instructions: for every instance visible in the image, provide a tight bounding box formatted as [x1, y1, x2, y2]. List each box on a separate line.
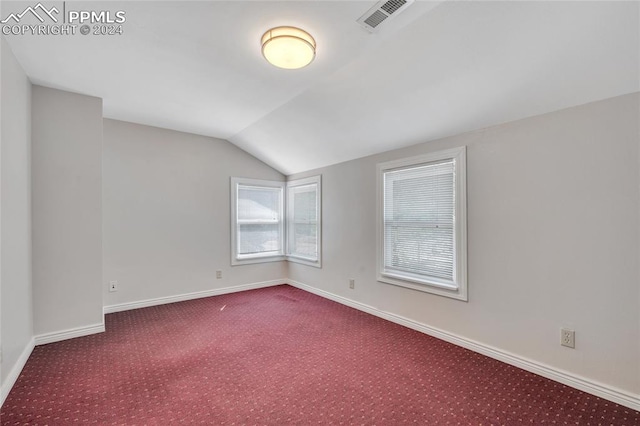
[2, 285, 639, 425]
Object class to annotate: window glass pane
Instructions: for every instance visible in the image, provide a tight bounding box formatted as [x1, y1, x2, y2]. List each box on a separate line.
[293, 188, 317, 222]
[384, 225, 453, 280]
[238, 186, 281, 222]
[291, 223, 317, 258]
[238, 223, 281, 255]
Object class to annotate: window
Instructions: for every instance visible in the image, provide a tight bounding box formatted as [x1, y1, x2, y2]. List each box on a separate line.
[231, 178, 285, 265]
[377, 147, 467, 300]
[287, 176, 321, 267]
[230, 176, 322, 267]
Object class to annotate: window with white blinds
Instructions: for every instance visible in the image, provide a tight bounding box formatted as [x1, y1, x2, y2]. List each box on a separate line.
[231, 178, 285, 264]
[377, 147, 467, 300]
[287, 176, 321, 267]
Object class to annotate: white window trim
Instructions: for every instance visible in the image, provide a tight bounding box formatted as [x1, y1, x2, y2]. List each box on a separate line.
[231, 177, 286, 266]
[376, 147, 468, 301]
[286, 175, 322, 268]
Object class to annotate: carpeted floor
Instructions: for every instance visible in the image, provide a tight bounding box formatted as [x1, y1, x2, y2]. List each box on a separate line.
[2, 285, 639, 425]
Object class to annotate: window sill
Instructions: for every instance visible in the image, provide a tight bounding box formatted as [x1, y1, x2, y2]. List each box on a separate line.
[378, 273, 467, 301]
[287, 255, 322, 268]
[232, 255, 286, 266]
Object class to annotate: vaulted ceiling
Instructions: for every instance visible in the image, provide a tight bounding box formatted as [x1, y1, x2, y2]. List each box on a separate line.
[4, 1, 638, 174]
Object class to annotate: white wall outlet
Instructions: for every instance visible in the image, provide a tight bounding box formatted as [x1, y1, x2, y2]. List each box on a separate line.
[561, 328, 575, 348]
[109, 280, 118, 292]
[349, 279, 355, 289]
[216, 270, 222, 279]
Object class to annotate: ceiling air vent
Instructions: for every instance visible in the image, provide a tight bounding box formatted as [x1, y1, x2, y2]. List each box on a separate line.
[357, 0, 415, 32]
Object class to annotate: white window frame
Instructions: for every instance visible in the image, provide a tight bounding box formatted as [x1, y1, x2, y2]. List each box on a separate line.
[286, 175, 322, 268]
[231, 177, 286, 265]
[376, 147, 467, 301]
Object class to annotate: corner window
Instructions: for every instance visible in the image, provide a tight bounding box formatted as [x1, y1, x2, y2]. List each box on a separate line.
[377, 147, 467, 300]
[231, 178, 285, 265]
[287, 176, 321, 267]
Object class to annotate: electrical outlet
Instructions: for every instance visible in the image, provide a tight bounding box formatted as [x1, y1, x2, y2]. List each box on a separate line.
[109, 280, 118, 292]
[561, 328, 575, 348]
[349, 279, 355, 289]
[216, 270, 222, 279]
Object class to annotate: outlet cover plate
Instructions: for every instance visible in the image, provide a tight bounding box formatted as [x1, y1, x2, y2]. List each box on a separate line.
[561, 328, 575, 348]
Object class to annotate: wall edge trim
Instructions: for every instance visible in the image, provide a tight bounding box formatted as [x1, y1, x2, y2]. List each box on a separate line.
[34, 323, 105, 346]
[0, 338, 35, 408]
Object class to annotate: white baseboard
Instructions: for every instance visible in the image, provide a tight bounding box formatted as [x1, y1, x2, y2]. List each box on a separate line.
[34, 323, 105, 346]
[1, 338, 35, 408]
[103, 279, 286, 314]
[286, 279, 640, 412]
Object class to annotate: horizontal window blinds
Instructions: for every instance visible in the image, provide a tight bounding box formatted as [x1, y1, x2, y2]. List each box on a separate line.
[237, 185, 282, 255]
[383, 159, 455, 282]
[288, 183, 318, 260]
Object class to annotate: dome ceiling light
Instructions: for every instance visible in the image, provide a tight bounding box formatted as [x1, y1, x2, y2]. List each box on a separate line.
[261, 26, 316, 70]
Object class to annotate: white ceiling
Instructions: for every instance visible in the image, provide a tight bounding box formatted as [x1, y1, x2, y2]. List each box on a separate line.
[3, 1, 639, 174]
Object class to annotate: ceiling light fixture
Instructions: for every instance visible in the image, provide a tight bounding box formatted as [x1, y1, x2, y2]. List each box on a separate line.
[261, 26, 316, 70]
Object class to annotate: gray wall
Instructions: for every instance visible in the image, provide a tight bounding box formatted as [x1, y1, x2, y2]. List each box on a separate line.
[288, 93, 640, 396]
[102, 119, 287, 307]
[31, 86, 103, 335]
[1, 38, 33, 393]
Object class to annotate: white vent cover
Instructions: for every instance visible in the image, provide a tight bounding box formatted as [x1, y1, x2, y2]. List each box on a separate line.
[357, 0, 415, 32]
